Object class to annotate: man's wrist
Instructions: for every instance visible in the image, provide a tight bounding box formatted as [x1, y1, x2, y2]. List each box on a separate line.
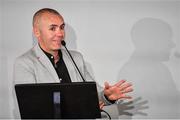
[104, 94, 116, 104]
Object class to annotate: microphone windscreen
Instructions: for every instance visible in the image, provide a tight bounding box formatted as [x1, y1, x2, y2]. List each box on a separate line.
[61, 40, 66, 46]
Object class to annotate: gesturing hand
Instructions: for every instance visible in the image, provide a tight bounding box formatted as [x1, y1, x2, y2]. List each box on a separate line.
[104, 80, 133, 101]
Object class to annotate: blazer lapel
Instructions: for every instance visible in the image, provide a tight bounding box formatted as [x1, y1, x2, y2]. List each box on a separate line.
[33, 44, 60, 82]
[62, 49, 79, 82]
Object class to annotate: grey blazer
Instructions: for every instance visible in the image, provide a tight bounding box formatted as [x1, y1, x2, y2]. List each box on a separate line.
[13, 44, 111, 105]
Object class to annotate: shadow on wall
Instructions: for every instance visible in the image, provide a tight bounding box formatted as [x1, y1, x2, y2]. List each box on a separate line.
[64, 23, 77, 50]
[117, 17, 180, 119]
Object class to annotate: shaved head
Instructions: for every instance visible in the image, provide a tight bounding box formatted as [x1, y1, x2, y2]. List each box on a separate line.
[33, 8, 63, 28]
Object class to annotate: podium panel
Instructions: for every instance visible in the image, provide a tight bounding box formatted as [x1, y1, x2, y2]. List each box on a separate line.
[15, 82, 101, 119]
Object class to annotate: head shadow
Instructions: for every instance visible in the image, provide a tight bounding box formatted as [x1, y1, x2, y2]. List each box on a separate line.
[131, 17, 175, 61]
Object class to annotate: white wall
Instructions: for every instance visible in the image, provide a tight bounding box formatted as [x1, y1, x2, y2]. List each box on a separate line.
[0, 0, 180, 119]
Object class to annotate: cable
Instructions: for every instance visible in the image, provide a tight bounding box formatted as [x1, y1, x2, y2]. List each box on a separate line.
[100, 109, 111, 120]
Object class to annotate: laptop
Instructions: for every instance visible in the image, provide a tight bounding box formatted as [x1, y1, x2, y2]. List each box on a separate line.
[15, 82, 101, 119]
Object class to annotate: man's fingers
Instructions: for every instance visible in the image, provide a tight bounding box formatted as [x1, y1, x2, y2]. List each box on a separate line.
[114, 80, 126, 87]
[121, 88, 133, 94]
[121, 95, 132, 99]
[104, 82, 110, 89]
[120, 83, 133, 91]
[99, 101, 105, 110]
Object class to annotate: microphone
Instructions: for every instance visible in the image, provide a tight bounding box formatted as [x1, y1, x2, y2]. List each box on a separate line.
[61, 40, 86, 82]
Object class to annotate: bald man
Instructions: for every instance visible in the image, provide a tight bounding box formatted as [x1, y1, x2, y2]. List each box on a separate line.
[14, 8, 133, 109]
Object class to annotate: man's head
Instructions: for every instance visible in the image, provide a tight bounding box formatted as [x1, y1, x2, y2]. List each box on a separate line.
[33, 8, 65, 54]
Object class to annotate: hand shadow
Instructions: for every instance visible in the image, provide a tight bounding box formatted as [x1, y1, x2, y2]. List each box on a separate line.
[117, 97, 149, 119]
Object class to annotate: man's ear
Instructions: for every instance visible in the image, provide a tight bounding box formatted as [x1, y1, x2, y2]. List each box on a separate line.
[33, 27, 40, 38]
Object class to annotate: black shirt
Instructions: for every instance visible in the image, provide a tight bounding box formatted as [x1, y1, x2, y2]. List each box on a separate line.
[41, 48, 71, 83]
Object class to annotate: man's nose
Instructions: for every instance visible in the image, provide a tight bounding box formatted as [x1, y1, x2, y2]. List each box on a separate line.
[56, 29, 64, 36]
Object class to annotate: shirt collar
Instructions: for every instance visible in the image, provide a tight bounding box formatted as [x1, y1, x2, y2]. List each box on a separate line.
[39, 44, 62, 62]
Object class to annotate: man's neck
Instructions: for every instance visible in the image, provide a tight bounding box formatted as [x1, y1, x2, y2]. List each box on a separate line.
[39, 44, 60, 63]
[53, 51, 59, 64]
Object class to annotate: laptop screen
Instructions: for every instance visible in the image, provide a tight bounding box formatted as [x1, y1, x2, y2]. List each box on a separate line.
[15, 82, 101, 119]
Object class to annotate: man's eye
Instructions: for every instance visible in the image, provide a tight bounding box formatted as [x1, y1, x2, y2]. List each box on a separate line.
[50, 27, 56, 31]
[60, 25, 65, 30]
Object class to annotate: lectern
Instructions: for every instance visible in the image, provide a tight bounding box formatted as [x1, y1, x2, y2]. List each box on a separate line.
[15, 82, 101, 119]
